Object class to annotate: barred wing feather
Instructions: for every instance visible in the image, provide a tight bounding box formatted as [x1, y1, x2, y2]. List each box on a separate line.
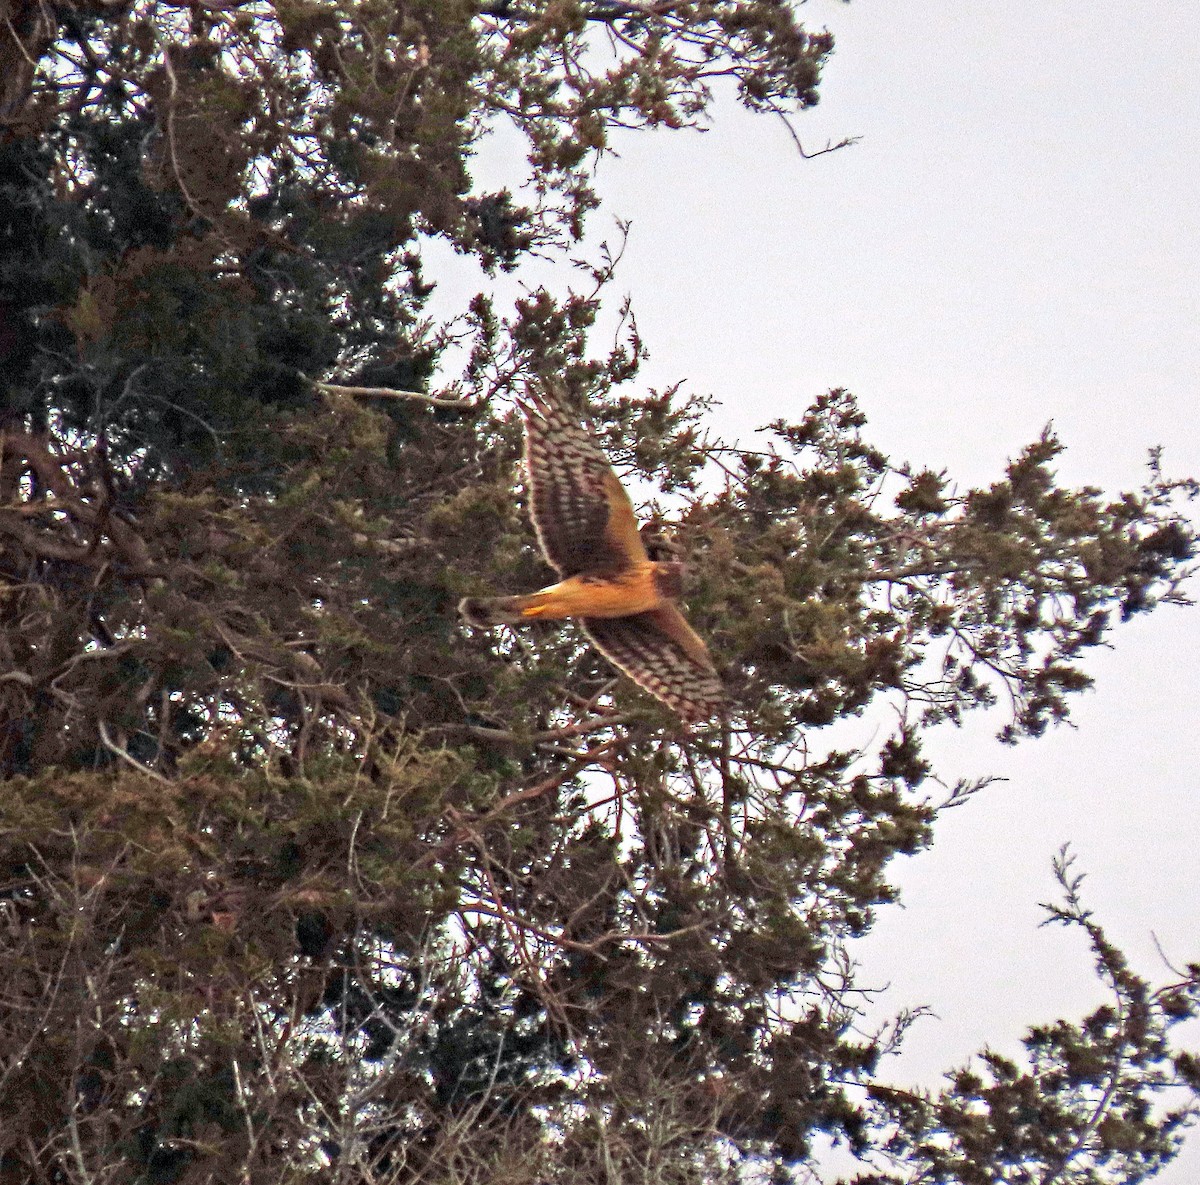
[519, 385, 647, 577]
[582, 607, 726, 723]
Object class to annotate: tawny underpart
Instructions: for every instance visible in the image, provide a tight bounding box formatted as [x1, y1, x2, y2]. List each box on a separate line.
[516, 563, 668, 620]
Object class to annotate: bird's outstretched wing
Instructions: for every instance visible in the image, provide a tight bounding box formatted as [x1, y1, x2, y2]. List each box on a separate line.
[582, 606, 726, 723]
[519, 382, 647, 577]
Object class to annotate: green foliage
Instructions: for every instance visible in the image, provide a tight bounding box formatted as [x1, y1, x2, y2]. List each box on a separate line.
[859, 853, 1200, 1184]
[0, 1, 1197, 1182]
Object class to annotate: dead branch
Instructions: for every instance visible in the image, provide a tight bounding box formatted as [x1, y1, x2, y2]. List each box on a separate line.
[311, 379, 480, 411]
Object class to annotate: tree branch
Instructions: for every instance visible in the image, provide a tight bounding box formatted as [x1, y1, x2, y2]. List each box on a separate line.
[311, 379, 480, 411]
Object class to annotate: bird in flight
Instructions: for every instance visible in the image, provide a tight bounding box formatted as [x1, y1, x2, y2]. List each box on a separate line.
[459, 381, 726, 723]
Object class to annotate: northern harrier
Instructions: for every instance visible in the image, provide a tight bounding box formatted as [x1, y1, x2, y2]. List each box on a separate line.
[459, 383, 725, 723]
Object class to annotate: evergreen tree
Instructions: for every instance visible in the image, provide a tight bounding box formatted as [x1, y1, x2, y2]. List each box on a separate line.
[0, 2, 1196, 1181]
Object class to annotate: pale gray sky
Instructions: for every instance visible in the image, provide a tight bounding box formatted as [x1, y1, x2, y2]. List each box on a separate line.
[441, 2, 1200, 1177]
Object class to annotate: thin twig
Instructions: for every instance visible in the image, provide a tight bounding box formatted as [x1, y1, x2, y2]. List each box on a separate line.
[98, 721, 169, 784]
[772, 108, 861, 160]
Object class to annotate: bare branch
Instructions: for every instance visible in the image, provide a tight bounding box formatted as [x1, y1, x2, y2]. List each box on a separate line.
[312, 379, 481, 411]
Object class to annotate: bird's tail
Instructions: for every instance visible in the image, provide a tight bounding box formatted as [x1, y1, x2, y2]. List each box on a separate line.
[458, 594, 538, 628]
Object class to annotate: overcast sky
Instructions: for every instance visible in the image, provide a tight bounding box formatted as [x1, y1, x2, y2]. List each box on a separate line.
[444, 2, 1200, 1177]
